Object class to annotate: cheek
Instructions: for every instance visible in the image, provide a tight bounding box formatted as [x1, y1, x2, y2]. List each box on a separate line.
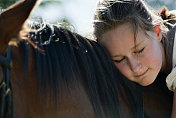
[114, 63, 131, 79]
[141, 43, 162, 70]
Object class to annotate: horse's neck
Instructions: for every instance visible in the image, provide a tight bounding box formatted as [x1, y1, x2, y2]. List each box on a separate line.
[10, 43, 95, 118]
[10, 46, 97, 118]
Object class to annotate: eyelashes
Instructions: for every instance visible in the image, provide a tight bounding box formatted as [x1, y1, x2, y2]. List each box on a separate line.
[113, 47, 145, 63]
[135, 47, 145, 54]
[113, 57, 125, 63]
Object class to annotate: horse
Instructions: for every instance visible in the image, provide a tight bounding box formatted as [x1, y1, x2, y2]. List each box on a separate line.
[0, 0, 173, 118]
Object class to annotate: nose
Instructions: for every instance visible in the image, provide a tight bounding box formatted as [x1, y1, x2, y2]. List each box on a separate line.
[128, 56, 141, 73]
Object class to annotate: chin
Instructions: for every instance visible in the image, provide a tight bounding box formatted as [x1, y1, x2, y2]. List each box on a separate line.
[139, 78, 155, 86]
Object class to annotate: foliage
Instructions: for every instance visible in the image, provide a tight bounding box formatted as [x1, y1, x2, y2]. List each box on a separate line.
[146, 0, 176, 10]
[0, 0, 16, 9]
[39, 0, 62, 7]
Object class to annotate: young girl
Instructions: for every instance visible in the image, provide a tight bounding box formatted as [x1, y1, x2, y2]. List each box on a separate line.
[93, 0, 176, 117]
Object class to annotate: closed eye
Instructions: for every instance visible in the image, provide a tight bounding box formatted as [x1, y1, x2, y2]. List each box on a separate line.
[135, 47, 145, 54]
[113, 57, 125, 63]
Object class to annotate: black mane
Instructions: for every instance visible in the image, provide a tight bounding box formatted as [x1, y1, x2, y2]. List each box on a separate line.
[17, 22, 141, 118]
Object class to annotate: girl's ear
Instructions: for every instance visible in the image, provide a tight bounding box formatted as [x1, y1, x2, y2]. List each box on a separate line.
[0, 0, 40, 54]
[155, 26, 162, 42]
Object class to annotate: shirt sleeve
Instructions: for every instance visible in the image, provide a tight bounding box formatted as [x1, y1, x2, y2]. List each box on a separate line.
[166, 66, 176, 91]
[166, 23, 176, 92]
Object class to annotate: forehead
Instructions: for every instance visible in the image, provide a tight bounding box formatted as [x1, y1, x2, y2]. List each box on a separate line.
[100, 22, 147, 56]
[101, 22, 146, 43]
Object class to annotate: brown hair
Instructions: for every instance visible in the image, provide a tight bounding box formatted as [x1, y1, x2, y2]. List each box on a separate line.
[93, 0, 168, 41]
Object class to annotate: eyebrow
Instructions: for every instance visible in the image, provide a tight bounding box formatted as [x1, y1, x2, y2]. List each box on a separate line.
[131, 39, 146, 50]
[111, 55, 121, 58]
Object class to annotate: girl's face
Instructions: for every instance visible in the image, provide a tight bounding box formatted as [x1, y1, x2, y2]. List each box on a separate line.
[101, 22, 165, 86]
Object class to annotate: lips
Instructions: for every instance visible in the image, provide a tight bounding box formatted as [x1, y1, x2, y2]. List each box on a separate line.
[134, 69, 148, 78]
